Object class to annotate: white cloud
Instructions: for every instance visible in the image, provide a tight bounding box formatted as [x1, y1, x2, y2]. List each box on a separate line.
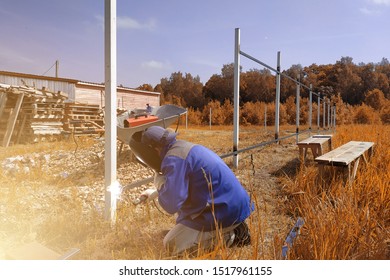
[141, 60, 171, 70]
[95, 15, 156, 31]
[360, 0, 390, 15]
[117, 16, 156, 30]
[368, 0, 390, 5]
[189, 58, 220, 69]
[360, 7, 381, 15]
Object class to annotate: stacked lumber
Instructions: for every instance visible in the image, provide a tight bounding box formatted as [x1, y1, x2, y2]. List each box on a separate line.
[63, 103, 104, 136]
[0, 84, 106, 146]
[0, 84, 67, 146]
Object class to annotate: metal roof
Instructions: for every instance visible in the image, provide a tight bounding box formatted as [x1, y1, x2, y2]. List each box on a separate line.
[0, 70, 160, 95]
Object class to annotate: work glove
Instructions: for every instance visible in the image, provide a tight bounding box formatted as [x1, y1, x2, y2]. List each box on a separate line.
[138, 188, 158, 203]
[154, 172, 165, 191]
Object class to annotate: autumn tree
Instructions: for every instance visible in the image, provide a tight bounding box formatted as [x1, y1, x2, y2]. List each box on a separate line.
[157, 72, 204, 108]
[241, 101, 262, 125]
[365, 89, 386, 110]
[136, 83, 154, 92]
[380, 102, 390, 124]
[279, 64, 303, 102]
[354, 104, 377, 124]
[335, 57, 363, 104]
[284, 95, 296, 125]
[241, 68, 275, 103]
[203, 63, 243, 104]
[152, 55, 390, 126]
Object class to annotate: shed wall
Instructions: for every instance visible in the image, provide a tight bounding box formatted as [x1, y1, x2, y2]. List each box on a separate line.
[0, 72, 160, 110]
[74, 86, 160, 109]
[0, 74, 76, 99]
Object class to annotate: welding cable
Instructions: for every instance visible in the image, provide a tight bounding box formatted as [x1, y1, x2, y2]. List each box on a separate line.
[152, 199, 170, 216]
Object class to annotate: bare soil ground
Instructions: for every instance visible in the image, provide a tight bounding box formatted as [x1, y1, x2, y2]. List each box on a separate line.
[0, 125, 304, 259]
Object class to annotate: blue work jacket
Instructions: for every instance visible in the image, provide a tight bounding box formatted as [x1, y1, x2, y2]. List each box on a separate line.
[157, 139, 253, 231]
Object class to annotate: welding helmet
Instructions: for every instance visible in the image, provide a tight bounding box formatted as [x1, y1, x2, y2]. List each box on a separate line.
[141, 126, 177, 148]
[129, 130, 162, 172]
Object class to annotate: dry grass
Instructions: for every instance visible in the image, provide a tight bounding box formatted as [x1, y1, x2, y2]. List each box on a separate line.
[0, 124, 388, 260]
[280, 124, 390, 259]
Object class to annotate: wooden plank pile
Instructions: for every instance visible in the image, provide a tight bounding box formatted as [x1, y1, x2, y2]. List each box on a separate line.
[63, 103, 104, 136]
[0, 84, 67, 146]
[0, 84, 105, 147]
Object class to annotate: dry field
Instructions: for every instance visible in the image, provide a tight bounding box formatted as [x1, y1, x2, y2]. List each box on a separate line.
[0, 124, 388, 260]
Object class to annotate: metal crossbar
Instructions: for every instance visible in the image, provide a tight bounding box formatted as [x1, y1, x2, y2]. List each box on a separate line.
[240, 50, 321, 98]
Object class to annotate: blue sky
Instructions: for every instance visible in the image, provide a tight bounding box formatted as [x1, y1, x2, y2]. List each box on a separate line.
[0, 0, 389, 88]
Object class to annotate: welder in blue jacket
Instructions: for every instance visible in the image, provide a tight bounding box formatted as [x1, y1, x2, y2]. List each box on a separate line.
[136, 126, 253, 255]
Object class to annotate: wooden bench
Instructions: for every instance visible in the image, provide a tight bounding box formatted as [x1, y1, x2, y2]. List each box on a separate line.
[297, 135, 333, 164]
[315, 141, 375, 184]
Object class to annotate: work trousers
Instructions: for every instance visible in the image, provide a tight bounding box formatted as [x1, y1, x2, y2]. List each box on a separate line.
[163, 223, 239, 256]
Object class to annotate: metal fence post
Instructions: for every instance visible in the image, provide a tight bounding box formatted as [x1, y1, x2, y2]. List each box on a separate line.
[209, 107, 212, 130]
[323, 97, 326, 129]
[327, 99, 331, 129]
[233, 28, 240, 168]
[296, 74, 300, 143]
[309, 84, 312, 132]
[317, 94, 321, 132]
[185, 108, 188, 129]
[275, 51, 281, 142]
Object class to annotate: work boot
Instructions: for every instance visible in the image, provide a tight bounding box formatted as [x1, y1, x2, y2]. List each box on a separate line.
[232, 222, 251, 247]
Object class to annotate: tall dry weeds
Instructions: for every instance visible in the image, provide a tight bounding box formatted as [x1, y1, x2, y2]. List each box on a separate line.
[282, 124, 390, 259]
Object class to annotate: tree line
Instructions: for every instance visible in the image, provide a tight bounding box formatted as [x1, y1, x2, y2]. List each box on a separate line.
[137, 56, 390, 125]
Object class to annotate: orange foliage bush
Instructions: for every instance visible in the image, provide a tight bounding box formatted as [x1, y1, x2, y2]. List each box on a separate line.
[353, 104, 380, 124]
[380, 102, 390, 124]
[185, 97, 388, 126]
[186, 107, 203, 125]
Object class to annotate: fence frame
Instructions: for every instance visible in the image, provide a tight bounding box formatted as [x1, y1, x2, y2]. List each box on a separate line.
[230, 28, 336, 168]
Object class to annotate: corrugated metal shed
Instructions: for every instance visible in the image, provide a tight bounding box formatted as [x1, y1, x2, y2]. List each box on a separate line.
[0, 71, 77, 99]
[0, 70, 160, 110]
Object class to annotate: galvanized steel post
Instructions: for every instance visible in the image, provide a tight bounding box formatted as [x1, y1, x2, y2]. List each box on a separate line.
[209, 107, 212, 130]
[275, 51, 281, 141]
[185, 108, 188, 129]
[104, 0, 118, 223]
[233, 28, 240, 168]
[323, 97, 326, 129]
[327, 99, 331, 129]
[317, 94, 321, 132]
[296, 74, 300, 143]
[309, 84, 312, 132]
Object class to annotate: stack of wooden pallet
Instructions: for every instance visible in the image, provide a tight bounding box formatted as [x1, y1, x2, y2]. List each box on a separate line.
[0, 84, 67, 147]
[0, 84, 106, 147]
[63, 103, 104, 136]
